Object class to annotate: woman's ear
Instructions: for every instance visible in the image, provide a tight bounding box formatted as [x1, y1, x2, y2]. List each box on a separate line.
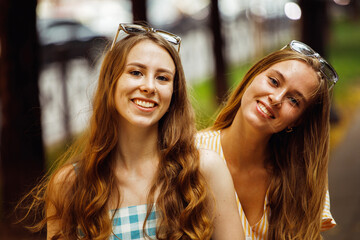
[285, 116, 302, 133]
[285, 126, 294, 133]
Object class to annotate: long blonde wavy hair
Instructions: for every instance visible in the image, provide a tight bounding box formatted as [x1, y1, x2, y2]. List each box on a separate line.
[212, 50, 332, 240]
[18, 32, 213, 239]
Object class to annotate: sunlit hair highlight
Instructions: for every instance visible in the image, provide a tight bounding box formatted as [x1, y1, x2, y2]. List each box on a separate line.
[212, 50, 331, 240]
[17, 31, 212, 239]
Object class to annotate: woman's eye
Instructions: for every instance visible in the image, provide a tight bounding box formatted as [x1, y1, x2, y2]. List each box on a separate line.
[157, 75, 169, 81]
[288, 97, 299, 106]
[130, 70, 142, 76]
[269, 77, 278, 87]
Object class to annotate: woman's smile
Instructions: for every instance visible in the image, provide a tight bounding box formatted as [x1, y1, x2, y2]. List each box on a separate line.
[133, 98, 157, 109]
[256, 101, 275, 119]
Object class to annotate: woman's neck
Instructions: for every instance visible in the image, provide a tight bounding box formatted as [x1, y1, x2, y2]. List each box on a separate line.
[221, 116, 271, 170]
[109, 124, 160, 209]
[116, 124, 160, 169]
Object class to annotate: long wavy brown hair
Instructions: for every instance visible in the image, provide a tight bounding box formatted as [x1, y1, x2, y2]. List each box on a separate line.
[212, 50, 332, 239]
[18, 32, 213, 239]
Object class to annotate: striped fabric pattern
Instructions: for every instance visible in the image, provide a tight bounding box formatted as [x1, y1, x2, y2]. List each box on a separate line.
[196, 130, 336, 240]
[110, 204, 158, 240]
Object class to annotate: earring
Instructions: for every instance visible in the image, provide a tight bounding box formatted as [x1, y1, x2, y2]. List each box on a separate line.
[286, 127, 293, 133]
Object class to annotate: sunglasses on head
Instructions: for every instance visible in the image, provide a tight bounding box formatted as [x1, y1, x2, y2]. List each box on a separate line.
[282, 40, 338, 90]
[110, 23, 181, 52]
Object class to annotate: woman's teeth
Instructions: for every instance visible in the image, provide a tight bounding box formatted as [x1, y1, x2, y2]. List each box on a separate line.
[258, 102, 273, 118]
[134, 99, 155, 108]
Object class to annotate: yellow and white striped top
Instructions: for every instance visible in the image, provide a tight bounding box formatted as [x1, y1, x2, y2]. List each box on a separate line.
[196, 130, 336, 240]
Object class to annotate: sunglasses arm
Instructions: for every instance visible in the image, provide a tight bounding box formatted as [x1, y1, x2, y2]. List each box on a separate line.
[110, 25, 121, 51]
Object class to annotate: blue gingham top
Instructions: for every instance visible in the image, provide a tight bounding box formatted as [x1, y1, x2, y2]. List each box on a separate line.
[72, 164, 158, 239]
[110, 204, 158, 240]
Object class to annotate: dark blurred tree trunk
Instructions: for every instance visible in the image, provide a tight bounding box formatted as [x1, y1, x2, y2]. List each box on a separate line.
[0, 0, 45, 234]
[299, 0, 329, 56]
[132, 0, 147, 23]
[210, 0, 228, 104]
[349, 0, 359, 20]
[299, 0, 339, 123]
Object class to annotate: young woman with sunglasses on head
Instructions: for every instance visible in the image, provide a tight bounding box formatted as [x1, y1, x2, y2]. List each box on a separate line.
[18, 24, 244, 240]
[196, 40, 337, 240]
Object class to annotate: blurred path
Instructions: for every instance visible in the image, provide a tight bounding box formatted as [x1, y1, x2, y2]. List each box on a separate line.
[323, 106, 360, 240]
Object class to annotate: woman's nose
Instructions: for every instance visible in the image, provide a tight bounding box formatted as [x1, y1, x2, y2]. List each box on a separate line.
[269, 89, 286, 107]
[140, 77, 156, 94]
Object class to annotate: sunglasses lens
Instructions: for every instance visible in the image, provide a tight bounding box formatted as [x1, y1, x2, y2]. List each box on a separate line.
[291, 41, 315, 56]
[123, 25, 147, 34]
[157, 32, 179, 45]
[321, 63, 338, 84]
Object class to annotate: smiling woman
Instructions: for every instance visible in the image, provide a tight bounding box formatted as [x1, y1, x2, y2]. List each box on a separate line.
[240, 60, 319, 134]
[114, 40, 174, 129]
[17, 23, 244, 240]
[197, 40, 338, 240]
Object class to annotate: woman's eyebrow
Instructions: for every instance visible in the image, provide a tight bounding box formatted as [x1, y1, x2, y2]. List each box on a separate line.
[126, 62, 146, 69]
[269, 69, 285, 81]
[293, 91, 307, 104]
[126, 62, 174, 76]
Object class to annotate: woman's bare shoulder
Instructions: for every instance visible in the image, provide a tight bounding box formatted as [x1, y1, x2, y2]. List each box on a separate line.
[198, 149, 245, 240]
[198, 149, 226, 175]
[49, 163, 77, 189]
[198, 149, 233, 186]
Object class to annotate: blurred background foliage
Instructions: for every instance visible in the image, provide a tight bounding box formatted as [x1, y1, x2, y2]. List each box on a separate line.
[326, 17, 360, 149]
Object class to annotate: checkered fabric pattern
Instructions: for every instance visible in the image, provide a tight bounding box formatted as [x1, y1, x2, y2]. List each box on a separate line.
[110, 204, 158, 240]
